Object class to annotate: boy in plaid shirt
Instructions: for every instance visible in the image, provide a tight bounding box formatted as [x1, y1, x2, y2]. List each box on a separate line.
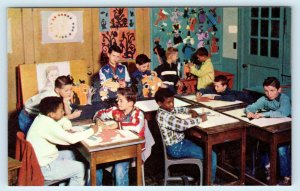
[154, 88, 217, 183]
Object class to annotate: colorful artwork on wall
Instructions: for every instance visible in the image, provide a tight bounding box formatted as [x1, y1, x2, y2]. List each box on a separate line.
[99, 8, 136, 61]
[151, 7, 222, 77]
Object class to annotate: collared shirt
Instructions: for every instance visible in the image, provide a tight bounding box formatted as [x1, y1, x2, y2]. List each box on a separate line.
[245, 93, 291, 118]
[156, 107, 202, 146]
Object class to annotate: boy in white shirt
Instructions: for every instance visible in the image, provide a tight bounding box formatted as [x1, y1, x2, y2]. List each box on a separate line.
[26, 96, 99, 186]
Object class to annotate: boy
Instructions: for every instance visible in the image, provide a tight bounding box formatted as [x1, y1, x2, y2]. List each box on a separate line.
[26, 96, 99, 186]
[196, 75, 254, 104]
[93, 87, 145, 185]
[132, 54, 166, 99]
[154, 87, 217, 183]
[97, 45, 131, 103]
[154, 47, 183, 93]
[188, 47, 214, 90]
[245, 77, 291, 184]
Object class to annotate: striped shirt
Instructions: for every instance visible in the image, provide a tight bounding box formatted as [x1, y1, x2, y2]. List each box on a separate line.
[155, 61, 180, 89]
[156, 107, 202, 146]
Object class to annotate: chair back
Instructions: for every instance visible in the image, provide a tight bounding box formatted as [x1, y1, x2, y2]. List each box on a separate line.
[157, 124, 170, 162]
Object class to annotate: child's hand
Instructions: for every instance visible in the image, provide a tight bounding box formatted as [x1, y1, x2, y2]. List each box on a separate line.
[196, 92, 202, 98]
[201, 113, 207, 122]
[90, 124, 99, 134]
[246, 112, 255, 119]
[187, 62, 194, 68]
[176, 80, 183, 88]
[253, 113, 263, 119]
[119, 79, 126, 88]
[72, 109, 82, 118]
[151, 71, 158, 76]
[189, 110, 199, 118]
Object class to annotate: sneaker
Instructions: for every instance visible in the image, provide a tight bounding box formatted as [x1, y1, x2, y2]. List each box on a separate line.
[264, 163, 270, 181]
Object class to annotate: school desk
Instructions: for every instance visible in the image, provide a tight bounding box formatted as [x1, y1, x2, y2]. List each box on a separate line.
[72, 120, 145, 186]
[186, 107, 249, 185]
[176, 94, 247, 112]
[223, 108, 292, 185]
[245, 122, 291, 185]
[8, 157, 22, 186]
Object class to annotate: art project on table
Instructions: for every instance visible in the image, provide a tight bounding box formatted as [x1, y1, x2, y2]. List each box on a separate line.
[181, 94, 243, 108]
[175, 107, 239, 128]
[223, 108, 292, 127]
[135, 98, 190, 112]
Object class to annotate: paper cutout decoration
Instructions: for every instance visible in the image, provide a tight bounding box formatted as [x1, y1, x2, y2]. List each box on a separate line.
[141, 75, 163, 98]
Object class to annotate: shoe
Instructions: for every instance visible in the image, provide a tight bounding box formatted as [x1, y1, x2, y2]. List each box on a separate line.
[264, 163, 270, 181]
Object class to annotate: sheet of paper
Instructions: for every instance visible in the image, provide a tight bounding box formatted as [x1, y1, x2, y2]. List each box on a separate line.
[83, 129, 139, 147]
[71, 123, 93, 132]
[181, 94, 243, 108]
[192, 107, 239, 128]
[223, 108, 292, 127]
[135, 98, 190, 112]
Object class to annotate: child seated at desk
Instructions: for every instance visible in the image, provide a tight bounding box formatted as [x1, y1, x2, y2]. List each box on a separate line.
[132, 54, 166, 99]
[93, 87, 145, 186]
[245, 76, 291, 184]
[26, 96, 99, 186]
[196, 75, 254, 104]
[154, 87, 217, 183]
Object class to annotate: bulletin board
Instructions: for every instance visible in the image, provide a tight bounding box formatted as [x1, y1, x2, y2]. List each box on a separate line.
[150, 7, 222, 76]
[19, 60, 90, 104]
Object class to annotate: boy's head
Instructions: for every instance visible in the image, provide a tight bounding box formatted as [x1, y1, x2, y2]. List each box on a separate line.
[116, 88, 137, 111]
[214, 75, 229, 93]
[166, 47, 178, 63]
[135, 54, 151, 73]
[263, 77, 281, 100]
[108, 45, 122, 66]
[55, 75, 74, 99]
[196, 47, 209, 62]
[39, 96, 64, 121]
[154, 88, 175, 112]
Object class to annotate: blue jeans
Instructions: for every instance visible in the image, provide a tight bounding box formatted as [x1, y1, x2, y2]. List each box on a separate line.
[87, 161, 129, 186]
[167, 139, 217, 182]
[18, 109, 35, 136]
[41, 150, 86, 186]
[261, 145, 291, 177]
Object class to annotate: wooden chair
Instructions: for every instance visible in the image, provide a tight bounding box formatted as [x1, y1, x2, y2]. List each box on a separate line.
[15, 131, 69, 186]
[157, 126, 203, 186]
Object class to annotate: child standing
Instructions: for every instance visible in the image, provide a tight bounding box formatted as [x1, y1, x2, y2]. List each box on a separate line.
[26, 96, 99, 186]
[188, 47, 214, 90]
[196, 75, 254, 104]
[132, 54, 165, 99]
[93, 87, 145, 185]
[245, 77, 291, 184]
[154, 47, 183, 93]
[154, 87, 217, 183]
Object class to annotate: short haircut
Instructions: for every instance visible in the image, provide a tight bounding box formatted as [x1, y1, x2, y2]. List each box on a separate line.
[154, 88, 175, 103]
[166, 47, 178, 59]
[214, 75, 229, 86]
[117, 87, 137, 104]
[135, 54, 151, 65]
[263, 77, 280, 89]
[108, 45, 122, 54]
[55, 75, 73, 89]
[196, 47, 209, 57]
[39, 96, 63, 116]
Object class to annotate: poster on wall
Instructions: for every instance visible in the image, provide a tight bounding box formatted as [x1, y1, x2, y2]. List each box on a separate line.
[99, 8, 137, 60]
[36, 61, 70, 93]
[41, 11, 83, 44]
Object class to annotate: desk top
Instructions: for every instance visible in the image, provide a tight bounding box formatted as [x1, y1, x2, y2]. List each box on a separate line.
[8, 157, 22, 171]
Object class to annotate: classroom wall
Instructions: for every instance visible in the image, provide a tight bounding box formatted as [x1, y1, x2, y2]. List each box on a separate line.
[7, 8, 150, 114]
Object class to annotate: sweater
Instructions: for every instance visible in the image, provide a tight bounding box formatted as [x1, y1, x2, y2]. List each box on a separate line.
[190, 58, 214, 89]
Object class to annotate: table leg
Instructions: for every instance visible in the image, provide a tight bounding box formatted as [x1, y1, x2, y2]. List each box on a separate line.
[136, 144, 143, 186]
[90, 155, 97, 186]
[204, 141, 212, 185]
[240, 129, 246, 184]
[269, 137, 278, 185]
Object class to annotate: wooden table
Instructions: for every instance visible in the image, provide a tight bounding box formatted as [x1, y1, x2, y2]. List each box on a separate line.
[246, 121, 291, 185]
[8, 157, 22, 186]
[175, 94, 248, 112]
[189, 119, 248, 185]
[72, 120, 145, 186]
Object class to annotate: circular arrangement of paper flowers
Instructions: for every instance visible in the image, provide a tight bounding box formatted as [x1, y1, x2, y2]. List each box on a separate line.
[48, 12, 77, 40]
